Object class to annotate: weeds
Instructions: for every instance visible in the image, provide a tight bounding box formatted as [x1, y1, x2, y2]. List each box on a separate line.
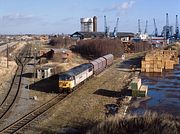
[87, 112, 180, 134]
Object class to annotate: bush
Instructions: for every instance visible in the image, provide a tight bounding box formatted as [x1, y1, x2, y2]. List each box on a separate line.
[71, 39, 124, 59]
[48, 36, 76, 48]
[71, 39, 152, 59]
[87, 112, 180, 134]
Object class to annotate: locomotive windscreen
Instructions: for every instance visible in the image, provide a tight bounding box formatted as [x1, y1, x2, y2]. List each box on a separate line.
[59, 74, 73, 80]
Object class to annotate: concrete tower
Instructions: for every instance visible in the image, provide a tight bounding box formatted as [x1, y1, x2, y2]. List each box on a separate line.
[93, 16, 97, 32]
[80, 16, 97, 32]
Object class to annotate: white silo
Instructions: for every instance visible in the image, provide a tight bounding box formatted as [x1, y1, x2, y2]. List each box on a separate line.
[80, 18, 93, 32]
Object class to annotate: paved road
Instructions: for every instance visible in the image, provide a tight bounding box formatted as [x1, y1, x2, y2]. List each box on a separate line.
[0, 42, 18, 53]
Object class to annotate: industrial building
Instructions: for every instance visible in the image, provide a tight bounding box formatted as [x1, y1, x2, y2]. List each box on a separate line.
[80, 16, 97, 32]
[36, 65, 56, 79]
[70, 31, 134, 41]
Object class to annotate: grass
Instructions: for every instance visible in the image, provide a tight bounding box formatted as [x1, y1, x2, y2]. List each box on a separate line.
[87, 112, 180, 134]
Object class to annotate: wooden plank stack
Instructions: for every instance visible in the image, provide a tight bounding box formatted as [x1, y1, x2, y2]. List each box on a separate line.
[130, 78, 141, 90]
[130, 78, 148, 97]
[141, 50, 179, 73]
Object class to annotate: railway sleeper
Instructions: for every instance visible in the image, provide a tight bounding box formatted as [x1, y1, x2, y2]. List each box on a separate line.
[30, 113, 38, 117]
[22, 116, 32, 120]
[7, 127, 18, 131]
[19, 119, 31, 124]
[37, 108, 48, 113]
[10, 124, 20, 128]
[4, 130, 16, 133]
[14, 123, 25, 127]
[32, 112, 41, 117]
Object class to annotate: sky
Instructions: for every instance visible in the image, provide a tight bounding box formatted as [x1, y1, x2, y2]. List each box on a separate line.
[0, 0, 180, 34]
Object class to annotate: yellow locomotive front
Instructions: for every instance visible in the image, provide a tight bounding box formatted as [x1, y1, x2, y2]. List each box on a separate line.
[59, 81, 74, 89]
[59, 73, 74, 92]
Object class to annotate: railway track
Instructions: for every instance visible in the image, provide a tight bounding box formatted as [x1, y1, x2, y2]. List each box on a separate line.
[0, 45, 32, 124]
[0, 94, 67, 134]
[0, 43, 92, 133]
[0, 70, 90, 133]
[0, 44, 69, 134]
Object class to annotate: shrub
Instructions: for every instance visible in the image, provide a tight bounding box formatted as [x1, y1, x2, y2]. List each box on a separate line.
[87, 112, 180, 134]
[71, 39, 152, 59]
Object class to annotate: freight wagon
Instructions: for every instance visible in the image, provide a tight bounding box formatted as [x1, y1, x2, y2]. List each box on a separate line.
[59, 54, 114, 92]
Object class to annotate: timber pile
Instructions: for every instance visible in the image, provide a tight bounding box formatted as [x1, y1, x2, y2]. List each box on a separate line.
[141, 50, 179, 73]
[130, 77, 148, 97]
[123, 41, 151, 53]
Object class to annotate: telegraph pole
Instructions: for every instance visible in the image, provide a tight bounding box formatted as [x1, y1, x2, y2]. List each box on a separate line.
[7, 43, 9, 68]
[34, 47, 37, 84]
[33, 41, 37, 85]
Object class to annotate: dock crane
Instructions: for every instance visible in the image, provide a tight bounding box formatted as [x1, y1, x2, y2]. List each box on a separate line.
[112, 18, 119, 38]
[175, 15, 179, 40]
[104, 16, 110, 38]
[165, 13, 170, 39]
[161, 13, 170, 39]
[144, 20, 148, 34]
[153, 18, 158, 37]
[138, 19, 141, 35]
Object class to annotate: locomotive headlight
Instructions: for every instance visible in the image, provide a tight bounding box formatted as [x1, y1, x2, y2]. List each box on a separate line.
[62, 82, 68, 86]
[59, 81, 71, 88]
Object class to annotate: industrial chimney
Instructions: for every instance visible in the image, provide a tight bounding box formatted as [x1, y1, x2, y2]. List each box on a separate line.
[93, 16, 97, 32]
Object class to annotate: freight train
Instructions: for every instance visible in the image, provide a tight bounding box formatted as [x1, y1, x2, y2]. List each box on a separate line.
[59, 54, 114, 92]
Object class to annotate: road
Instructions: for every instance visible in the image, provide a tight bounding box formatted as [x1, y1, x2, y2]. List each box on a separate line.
[0, 42, 18, 53]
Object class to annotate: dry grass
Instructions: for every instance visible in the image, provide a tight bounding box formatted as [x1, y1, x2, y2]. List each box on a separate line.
[87, 112, 180, 134]
[48, 36, 76, 48]
[39, 44, 88, 74]
[45, 52, 88, 73]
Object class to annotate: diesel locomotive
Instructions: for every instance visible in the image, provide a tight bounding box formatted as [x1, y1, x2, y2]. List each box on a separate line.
[59, 54, 114, 92]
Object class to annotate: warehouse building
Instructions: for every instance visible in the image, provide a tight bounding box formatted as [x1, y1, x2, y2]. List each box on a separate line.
[70, 31, 134, 41]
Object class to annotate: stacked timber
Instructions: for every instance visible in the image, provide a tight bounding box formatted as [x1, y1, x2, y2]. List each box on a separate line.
[130, 78, 148, 97]
[141, 50, 179, 73]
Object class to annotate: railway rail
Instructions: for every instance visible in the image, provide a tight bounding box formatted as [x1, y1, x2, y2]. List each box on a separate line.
[0, 46, 114, 133]
[0, 44, 69, 134]
[0, 94, 67, 134]
[0, 68, 91, 133]
[0, 45, 31, 125]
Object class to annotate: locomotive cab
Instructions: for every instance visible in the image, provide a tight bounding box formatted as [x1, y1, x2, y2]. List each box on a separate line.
[59, 73, 75, 92]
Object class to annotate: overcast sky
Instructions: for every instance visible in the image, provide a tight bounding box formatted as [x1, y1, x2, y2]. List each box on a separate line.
[0, 0, 180, 34]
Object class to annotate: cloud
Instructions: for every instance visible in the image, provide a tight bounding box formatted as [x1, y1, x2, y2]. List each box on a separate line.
[103, 0, 135, 13]
[2, 13, 33, 21]
[61, 17, 74, 22]
[0, 13, 41, 26]
[121, 0, 135, 9]
[40, 17, 75, 26]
